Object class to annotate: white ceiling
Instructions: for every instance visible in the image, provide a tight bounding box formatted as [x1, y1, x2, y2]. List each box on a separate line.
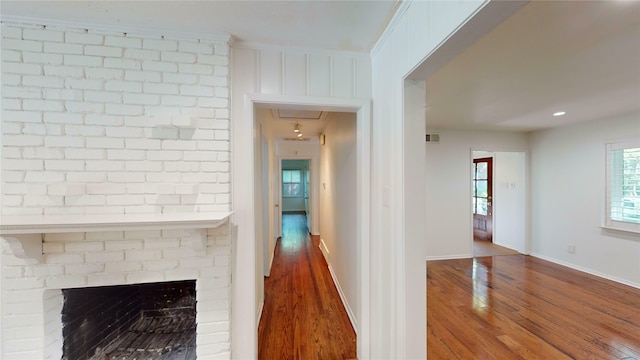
[3, 1, 637, 134]
[0, 0, 399, 52]
[423, 0, 640, 132]
[258, 108, 328, 143]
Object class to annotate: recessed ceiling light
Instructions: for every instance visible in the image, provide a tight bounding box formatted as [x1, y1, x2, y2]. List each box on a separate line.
[297, 133, 303, 138]
[553, 111, 566, 117]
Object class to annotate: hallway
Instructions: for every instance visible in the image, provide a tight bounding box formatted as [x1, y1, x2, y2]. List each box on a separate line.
[258, 214, 356, 359]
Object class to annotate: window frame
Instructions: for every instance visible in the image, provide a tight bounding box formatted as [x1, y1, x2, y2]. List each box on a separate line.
[282, 169, 303, 198]
[604, 139, 640, 233]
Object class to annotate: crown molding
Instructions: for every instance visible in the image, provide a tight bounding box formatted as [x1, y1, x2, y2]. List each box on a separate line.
[1, 15, 232, 43]
[232, 40, 370, 58]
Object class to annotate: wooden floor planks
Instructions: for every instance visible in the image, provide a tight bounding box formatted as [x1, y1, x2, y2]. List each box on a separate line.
[258, 214, 356, 360]
[427, 255, 640, 359]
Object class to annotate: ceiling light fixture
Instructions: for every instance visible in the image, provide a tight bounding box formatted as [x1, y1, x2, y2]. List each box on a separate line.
[293, 122, 300, 133]
[297, 133, 303, 138]
[553, 111, 566, 117]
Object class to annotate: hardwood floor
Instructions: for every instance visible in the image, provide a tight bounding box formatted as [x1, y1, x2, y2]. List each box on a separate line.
[258, 214, 356, 360]
[427, 255, 640, 359]
[473, 239, 519, 257]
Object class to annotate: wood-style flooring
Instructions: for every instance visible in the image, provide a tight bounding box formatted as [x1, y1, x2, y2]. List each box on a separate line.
[258, 214, 356, 360]
[427, 255, 640, 359]
[473, 239, 519, 257]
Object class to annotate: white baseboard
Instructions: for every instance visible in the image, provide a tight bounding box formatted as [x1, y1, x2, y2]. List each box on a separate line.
[530, 253, 640, 290]
[426, 253, 472, 261]
[265, 236, 277, 277]
[256, 298, 264, 327]
[319, 238, 330, 258]
[318, 238, 358, 335]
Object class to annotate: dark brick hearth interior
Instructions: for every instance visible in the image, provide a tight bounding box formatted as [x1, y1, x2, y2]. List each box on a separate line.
[62, 280, 196, 360]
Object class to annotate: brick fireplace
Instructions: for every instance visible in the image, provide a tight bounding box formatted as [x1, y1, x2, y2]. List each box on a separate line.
[1, 19, 233, 360]
[62, 280, 197, 359]
[0, 214, 233, 359]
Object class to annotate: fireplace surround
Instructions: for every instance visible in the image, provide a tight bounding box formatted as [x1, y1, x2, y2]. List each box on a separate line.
[0, 212, 233, 360]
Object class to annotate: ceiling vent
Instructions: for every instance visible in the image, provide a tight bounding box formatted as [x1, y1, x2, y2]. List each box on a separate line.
[425, 133, 440, 143]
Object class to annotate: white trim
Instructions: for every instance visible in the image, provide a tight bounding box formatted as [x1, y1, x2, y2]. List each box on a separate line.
[233, 93, 372, 359]
[319, 239, 359, 335]
[355, 102, 372, 360]
[604, 139, 640, 233]
[599, 225, 640, 236]
[1, 15, 232, 43]
[233, 40, 372, 58]
[319, 238, 330, 259]
[530, 253, 640, 290]
[469, 147, 530, 255]
[404, 0, 526, 80]
[256, 299, 265, 327]
[426, 254, 473, 261]
[0, 212, 232, 235]
[278, 156, 319, 235]
[267, 237, 277, 277]
[370, 0, 412, 57]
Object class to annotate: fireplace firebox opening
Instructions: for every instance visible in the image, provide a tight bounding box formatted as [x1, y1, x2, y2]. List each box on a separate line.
[62, 280, 196, 360]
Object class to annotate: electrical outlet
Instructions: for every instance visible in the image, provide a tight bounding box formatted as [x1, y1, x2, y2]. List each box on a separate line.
[567, 245, 576, 253]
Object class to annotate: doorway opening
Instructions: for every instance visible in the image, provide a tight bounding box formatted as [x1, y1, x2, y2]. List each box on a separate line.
[236, 96, 370, 358]
[471, 150, 527, 257]
[281, 159, 311, 233]
[259, 111, 359, 357]
[472, 156, 493, 242]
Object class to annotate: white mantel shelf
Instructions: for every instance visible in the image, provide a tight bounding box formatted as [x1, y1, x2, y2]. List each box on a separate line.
[0, 211, 233, 235]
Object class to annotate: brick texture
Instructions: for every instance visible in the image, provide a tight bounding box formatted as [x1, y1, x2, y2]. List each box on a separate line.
[1, 21, 233, 360]
[1, 225, 233, 359]
[1, 22, 231, 216]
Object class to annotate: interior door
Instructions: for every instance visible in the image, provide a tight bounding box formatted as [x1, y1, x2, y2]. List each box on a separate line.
[473, 157, 493, 241]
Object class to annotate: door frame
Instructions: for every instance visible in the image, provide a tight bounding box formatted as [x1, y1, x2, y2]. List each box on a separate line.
[278, 158, 315, 238]
[232, 93, 371, 359]
[469, 148, 529, 255]
[472, 156, 493, 242]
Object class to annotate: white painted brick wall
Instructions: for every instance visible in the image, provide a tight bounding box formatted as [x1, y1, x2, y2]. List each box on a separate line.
[2, 22, 231, 216]
[2, 21, 233, 360]
[1, 224, 233, 359]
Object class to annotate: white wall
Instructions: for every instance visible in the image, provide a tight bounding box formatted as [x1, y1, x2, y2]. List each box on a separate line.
[425, 129, 528, 259]
[231, 43, 370, 359]
[493, 151, 527, 253]
[1, 22, 231, 216]
[470, 150, 527, 253]
[530, 113, 640, 287]
[319, 112, 358, 330]
[370, 1, 488, 357]
[0, 20, 233, 359]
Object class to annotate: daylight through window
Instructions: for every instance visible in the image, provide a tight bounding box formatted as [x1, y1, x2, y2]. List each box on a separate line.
[282, 170, 303, 197]
[606, 140, 640, 232]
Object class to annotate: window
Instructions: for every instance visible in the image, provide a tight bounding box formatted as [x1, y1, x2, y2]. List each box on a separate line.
[605, 139, 640, 232]
[472, 158, 492, 216]
[282, 170, 303, 197]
